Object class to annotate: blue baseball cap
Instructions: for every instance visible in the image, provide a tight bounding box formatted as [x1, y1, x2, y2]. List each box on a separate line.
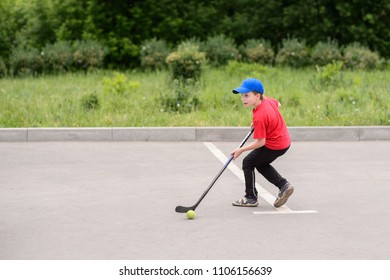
[232, 78, 264, 94]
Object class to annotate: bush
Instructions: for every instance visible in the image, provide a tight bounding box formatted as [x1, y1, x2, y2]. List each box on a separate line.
[166, 40, 206, 81]
[73, 40, 106, 71]
[8, 40, 106, 76]
[140, 38, 170, 70]
[343, 43, 381, 70]
[9, 46, 44, 76]
[275, 38, 309, 67]
[240, 39, 274, 65]
[311, 61, 347, 91]
[311, 39, 342, 66]
[201, 34, 240, 67]
[42, 41, 74, 74]
[164, 40, 204, 113]
[160, 79, 201, 113]
[80, 93, 100, 111]
[102, 72, 140, 96]
[101, 72, 140, 110]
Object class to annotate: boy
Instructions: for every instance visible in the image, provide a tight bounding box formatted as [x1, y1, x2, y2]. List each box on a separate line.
[230, 78, 294, 207]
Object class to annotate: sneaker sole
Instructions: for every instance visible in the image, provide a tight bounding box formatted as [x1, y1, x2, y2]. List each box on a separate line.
[273, 186, 294, 207]
[232, 201, 259, 207]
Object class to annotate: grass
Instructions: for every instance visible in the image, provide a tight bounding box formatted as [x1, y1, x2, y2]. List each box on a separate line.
[0, 65, 389, 127]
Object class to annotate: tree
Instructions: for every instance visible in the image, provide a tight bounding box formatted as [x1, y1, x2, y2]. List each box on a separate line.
[0, 0, 388, 68]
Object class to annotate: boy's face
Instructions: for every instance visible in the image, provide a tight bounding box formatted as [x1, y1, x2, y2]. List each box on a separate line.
[240, 91, 261, 107]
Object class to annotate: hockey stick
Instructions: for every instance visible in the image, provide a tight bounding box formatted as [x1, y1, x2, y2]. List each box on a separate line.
[175, 127, 254, 213]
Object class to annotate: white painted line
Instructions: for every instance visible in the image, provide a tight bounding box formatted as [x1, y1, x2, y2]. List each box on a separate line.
[203, 142, 317, 215]
[203, 142, 284, 208]
[253, 210, 318, 215]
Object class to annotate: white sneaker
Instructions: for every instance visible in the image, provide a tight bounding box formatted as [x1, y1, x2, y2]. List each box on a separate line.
[274, 183, 294, 207]
[232, 197, 259, 207]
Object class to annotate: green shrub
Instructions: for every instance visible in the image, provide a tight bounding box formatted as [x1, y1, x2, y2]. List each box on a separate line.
[160, 79, 201, 113]
[9, 46, 44, 76]
[73, 40, 106, 71]
[311, 39, 342, 66]
[102, 72, 140, 96]
[275, 38, 309, 67]
[201, 34, 240, 67]
[80, 93, 100, 111]
[101, 72, 140, 110]
[343, 43, 381, 70]
[164, 41, 205, 114]
[166, 41, 206, 81]
[311, 61, 348, 91]
[240, 39, 274, 65]
[140, 38, 170, 70]
[42, 41, 74, 74]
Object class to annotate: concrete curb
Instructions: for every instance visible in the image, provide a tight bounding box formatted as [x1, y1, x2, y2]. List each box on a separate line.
[0, 126, 389, 142]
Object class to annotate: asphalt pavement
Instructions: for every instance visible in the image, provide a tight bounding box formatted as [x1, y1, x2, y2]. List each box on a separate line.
[0, 139, 389, 259]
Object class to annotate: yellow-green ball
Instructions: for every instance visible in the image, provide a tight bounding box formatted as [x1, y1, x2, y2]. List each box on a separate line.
[186, 210, 196, 219]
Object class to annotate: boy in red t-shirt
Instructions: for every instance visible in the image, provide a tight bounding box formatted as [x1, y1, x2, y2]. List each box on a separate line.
[230, 78, 294, 207]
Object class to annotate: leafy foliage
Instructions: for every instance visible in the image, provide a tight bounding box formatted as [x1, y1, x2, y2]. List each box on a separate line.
[239, 39, 274, 65]
[311, 61, 347, 91]
[275, 38, 309, 67]
[102, 72, 140, 96]
[0, 58, 7, 77]
[80, 93, 100, 111]
[9, 46, 44, 76]
[343, 43, 381, 70]
[311, 40, 342, 66]
[42, 41, 73, 74]
[0, 0, 388, 71]
[72, 40, 107, 71]
[140, 38, 170, 70]
[201, 34, 240, 67]
[166, 41, 206, 81]
[8, 39, 106, 76]
[163, 41, 205, 113]
[160, 79, 201, 113]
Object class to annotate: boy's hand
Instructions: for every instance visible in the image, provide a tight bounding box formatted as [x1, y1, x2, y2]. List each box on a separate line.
[231, 148, 243, 160]
[230, 139, 265, 160]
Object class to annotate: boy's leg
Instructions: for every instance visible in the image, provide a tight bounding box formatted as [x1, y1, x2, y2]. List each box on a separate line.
[242, 146, 289, 195]
[256, 164, 287, 187]
[233, 146, 292, 207]
[232, 149, 261, 207]
[250, 146, 294, 207]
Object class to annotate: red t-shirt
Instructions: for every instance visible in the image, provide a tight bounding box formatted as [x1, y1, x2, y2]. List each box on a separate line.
[252, 97, 291, 150]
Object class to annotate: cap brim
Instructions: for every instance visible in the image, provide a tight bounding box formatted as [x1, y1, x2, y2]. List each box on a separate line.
[232, 86, 250, 94]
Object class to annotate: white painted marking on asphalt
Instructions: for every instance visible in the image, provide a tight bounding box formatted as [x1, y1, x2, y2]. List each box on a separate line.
[253, 210, 318, 215]
[203, 142, 317, 215]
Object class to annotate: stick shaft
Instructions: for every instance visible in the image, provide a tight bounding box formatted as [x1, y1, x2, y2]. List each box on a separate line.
[175, 127, 254, 212]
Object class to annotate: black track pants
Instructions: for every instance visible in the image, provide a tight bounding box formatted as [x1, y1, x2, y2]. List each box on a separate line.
[242, 145, 289, 199]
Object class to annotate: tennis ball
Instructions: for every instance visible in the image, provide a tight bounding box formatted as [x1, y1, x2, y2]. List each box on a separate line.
[186, 210, 196, 219]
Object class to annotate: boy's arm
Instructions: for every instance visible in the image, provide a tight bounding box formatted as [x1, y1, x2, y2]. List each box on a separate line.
[231, 138, 265, 159]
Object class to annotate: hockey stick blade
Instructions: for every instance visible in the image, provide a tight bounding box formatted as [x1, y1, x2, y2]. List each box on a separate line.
[175, 205, 195, 213]
[175, 155, 234, 213]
